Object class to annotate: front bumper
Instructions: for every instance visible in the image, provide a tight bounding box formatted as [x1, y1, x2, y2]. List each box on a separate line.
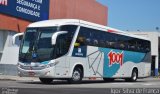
[17, 67, 55, 78]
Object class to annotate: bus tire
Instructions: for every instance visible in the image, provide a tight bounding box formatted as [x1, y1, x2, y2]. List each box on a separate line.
[103, 78, 114, 82]
[68, 67, 83, 84]
[39, 78, 53, 84]
[125, 69, 138, 82]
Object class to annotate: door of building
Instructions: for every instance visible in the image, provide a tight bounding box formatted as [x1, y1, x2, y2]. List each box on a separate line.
[151, 56, 156, 76]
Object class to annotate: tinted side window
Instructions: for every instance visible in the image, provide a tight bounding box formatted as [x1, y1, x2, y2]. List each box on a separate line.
[77, 27, 103, 47]
[60, 25, 77, 48]
[55, 25, 77, 58]
[76, 27, 91, 46]
[76, 26, 150, 53]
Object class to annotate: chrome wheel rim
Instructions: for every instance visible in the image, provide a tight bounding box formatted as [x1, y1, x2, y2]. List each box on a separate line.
[72, 70, 80, 81]
[133, 72, 137, 81]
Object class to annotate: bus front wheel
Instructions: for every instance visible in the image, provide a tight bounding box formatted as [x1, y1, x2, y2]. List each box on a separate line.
[68, 67, 83, 84]
[39, 78, 53, 84]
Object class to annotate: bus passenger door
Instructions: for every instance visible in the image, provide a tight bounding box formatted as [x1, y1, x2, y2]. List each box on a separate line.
[54, 34, 69, 77]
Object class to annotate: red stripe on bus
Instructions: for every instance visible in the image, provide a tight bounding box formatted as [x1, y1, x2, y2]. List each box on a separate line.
[108, 29, 116, 33]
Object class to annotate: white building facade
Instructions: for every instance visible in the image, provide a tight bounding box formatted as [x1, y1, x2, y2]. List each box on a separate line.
[0, 30, 20, 75]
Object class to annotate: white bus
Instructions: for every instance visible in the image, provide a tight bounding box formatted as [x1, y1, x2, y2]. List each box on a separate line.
[13, 19, 151, 84]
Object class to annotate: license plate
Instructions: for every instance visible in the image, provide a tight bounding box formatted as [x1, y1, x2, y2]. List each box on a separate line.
[28, 71, 35, 77]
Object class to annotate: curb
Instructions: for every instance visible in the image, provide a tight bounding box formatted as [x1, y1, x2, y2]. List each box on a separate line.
[154, 76, 160, 78]
[0, 75, 39, 81]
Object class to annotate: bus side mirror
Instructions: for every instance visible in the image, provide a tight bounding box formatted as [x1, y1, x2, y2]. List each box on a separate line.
[51, 31, 68, 45]
[12, 33, 24, 45]
[19, 35, 23, 40]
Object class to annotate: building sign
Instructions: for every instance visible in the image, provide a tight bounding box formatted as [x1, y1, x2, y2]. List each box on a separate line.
[0, 0, 8, 6]
[0, 0, 49, 21]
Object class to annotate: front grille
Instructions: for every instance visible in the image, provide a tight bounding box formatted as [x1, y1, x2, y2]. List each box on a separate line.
[20, 65, 46, 70]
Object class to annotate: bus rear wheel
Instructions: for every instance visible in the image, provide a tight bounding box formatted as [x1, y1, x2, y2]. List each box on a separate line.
[125, 69, 138, 82]
[39, 78, 53, 84]
[68, 67, 83, 84]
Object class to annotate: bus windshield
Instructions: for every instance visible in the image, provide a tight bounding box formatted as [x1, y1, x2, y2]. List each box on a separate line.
[19, 25, 77, 63]
[19, 27, 58, 62]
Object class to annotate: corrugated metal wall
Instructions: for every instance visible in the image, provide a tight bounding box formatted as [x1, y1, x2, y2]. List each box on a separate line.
[0, 14, 30, 32]
[49, 0, 108, 25]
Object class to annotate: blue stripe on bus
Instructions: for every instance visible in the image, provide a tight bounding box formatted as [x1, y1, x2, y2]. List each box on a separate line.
[41, 61, 49, 64]
[99, 48, 146, 77]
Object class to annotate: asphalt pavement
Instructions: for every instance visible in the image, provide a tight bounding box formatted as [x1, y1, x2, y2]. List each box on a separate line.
[0, 75, 160, 94]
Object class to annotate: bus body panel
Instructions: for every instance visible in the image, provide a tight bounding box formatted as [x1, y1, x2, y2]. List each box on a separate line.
[54, 57, 69, 78]
[68, 57, 86, 77]
[99, 47, 146, 78]
[71, 45, 150, 78]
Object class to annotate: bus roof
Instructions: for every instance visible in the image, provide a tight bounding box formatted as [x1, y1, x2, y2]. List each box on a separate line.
[28, 19, 150, 41]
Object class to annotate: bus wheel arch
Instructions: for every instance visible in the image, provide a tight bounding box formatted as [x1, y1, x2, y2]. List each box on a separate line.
[68, 64, 84, 84]
[125, 67, 138, 82]
[132, 67, 138, 77]
[74, 64, 84, 77]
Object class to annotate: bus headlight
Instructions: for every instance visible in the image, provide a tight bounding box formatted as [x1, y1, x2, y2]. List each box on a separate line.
[45, 60, 59, 68]
[17, 63, 20, 67]
[17, 62, 23, 68]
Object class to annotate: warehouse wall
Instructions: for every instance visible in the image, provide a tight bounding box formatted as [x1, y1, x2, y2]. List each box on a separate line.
[0, 14, 30, 33]
[49, 0, 107, 25]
